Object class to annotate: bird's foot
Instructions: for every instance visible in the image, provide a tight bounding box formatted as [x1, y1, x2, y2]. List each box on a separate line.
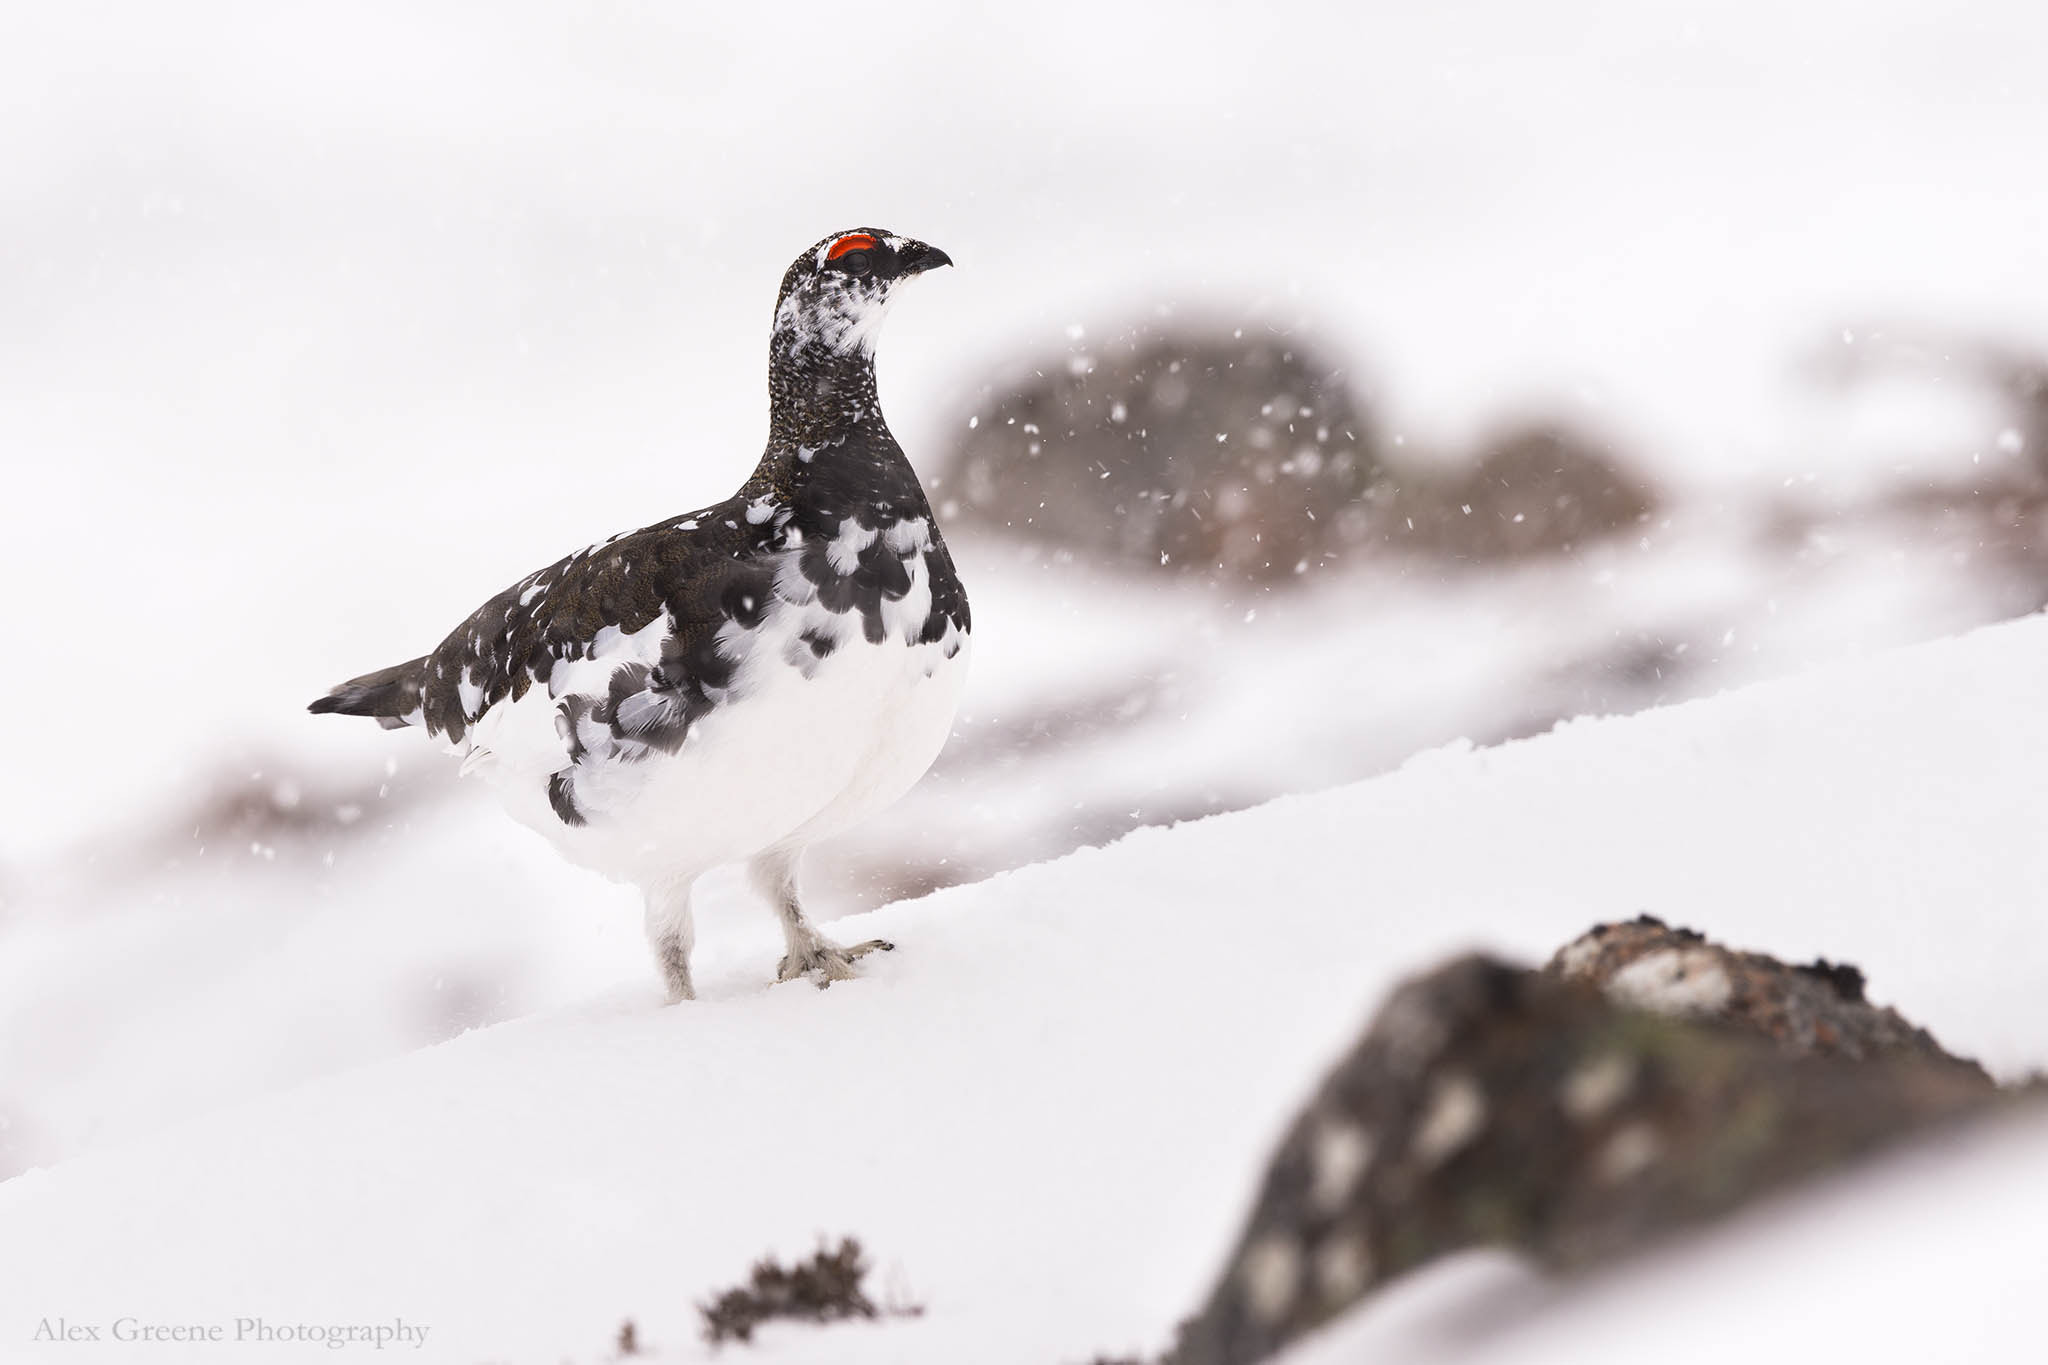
[776, 934, 894, 989]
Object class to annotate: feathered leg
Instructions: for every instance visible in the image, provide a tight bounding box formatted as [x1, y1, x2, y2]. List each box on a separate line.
[748, 845, 892, 988]
[643, 877, 697, 1004]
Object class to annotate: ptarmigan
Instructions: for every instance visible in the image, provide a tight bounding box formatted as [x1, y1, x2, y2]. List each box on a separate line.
[310, 229, 968, 1002]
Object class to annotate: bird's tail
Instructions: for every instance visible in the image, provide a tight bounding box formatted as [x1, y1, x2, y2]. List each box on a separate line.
[308, 656, 429, 730]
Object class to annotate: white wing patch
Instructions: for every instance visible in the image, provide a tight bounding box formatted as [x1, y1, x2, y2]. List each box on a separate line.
[460, 614, 670, 782]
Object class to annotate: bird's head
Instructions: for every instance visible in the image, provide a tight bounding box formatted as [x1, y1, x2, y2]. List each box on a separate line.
[771, 228, 953, 361]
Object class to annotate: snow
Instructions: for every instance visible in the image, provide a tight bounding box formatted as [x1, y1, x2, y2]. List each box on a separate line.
[4, 612, 2045, 1363]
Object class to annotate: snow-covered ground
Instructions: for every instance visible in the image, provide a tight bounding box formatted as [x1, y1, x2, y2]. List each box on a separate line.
[3, 613, 2044, 1364]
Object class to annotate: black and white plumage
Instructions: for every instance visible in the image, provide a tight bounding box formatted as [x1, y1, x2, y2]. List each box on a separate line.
[311, 229, 969, 1002]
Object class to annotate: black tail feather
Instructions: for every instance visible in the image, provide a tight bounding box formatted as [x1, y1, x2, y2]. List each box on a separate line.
[309, 656, 430, 728]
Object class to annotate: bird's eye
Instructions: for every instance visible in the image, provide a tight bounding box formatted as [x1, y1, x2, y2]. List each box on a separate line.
[826, 233, 879, 274]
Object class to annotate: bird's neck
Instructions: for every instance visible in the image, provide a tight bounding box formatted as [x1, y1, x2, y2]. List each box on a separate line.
[741, 335, 931, 527]
[758, 326, 897, 470]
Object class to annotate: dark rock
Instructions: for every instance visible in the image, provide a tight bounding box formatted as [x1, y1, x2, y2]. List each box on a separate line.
[938, 325, 1383, 584]
[1795, 958, 1866, 1003]
[1165, 932, 2012, 1365]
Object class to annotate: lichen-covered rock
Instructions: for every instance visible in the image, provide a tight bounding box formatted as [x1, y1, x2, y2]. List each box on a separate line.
[1166, 938, 2009, 1365]
[937, 326, 1383, 584]
[1548, 916, 1990, 1080]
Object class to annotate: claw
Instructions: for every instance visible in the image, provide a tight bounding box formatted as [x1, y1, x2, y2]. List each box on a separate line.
[775, 936, 896, 988]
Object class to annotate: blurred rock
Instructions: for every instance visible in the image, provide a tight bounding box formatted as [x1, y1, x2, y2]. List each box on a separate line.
[106, 760, 444, 886]
[1166, 924, 2014, 1365]
[939, 326, 1383, 584]
[1812, 331, 2048, 480]
[1376, 421, 1659, 561]
[1794, 327, 2048, 609]
[1974, 344, 2048, 478]
[939, 328, 1661, 584]
[1885, 469, 2048, 610]
[1767, 466, 2047, 622]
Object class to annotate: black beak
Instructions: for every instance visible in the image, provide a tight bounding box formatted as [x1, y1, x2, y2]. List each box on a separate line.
[896, 241, 953, 276]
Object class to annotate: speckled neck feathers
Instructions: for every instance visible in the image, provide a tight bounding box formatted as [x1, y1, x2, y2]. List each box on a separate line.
[753, 297, 894, 491]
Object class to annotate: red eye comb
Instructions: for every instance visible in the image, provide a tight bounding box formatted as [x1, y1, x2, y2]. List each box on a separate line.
[827, 233, 878, 260]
